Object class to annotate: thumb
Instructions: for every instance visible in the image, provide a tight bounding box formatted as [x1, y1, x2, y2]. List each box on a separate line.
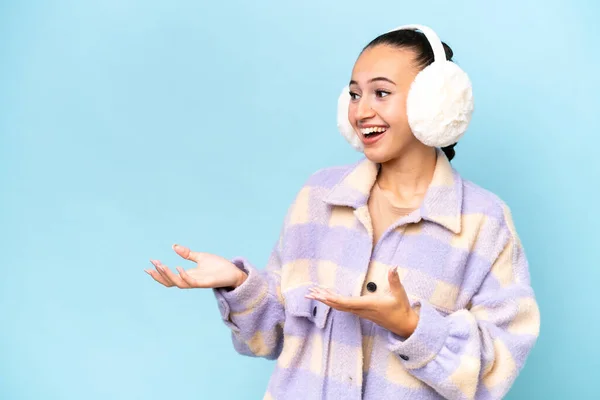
[388, 266, 404, 296]
[172, 244, 202, 263]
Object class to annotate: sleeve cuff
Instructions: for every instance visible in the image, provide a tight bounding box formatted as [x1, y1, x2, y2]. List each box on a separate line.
[387, 300, 451, 369]
[212, 257, 266, 332]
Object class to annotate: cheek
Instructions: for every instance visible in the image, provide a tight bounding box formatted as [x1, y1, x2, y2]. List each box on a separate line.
[347, 103, 358, 125]
[380, 96, 408, 125]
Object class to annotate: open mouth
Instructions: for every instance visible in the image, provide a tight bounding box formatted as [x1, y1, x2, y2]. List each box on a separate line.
[360, 126, 388, 141]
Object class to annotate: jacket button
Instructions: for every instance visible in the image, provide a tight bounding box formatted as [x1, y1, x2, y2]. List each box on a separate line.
[313, 306, 317, 317]
[366, 282, 377, 292]
[399, 354, 409, 361]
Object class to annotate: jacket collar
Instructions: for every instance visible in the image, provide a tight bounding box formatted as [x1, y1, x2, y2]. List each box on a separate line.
[323, 148, 463, 234]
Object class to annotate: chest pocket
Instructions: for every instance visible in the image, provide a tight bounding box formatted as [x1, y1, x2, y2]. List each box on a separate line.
[283, 284, 332, 329]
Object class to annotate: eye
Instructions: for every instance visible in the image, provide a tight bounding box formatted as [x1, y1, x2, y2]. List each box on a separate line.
[349, 91, 360, 101]
[376, 90, 391, 98]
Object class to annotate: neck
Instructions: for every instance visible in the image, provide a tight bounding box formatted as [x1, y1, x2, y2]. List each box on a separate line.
[377, 145, 437, 206]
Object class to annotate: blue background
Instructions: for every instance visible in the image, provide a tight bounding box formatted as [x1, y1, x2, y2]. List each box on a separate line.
[1, 0, 598, 399]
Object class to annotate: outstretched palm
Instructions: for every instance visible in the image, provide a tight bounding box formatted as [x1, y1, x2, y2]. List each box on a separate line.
[145, 244, 246, 289]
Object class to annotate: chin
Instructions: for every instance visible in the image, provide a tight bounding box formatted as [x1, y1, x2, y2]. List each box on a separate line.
[363, 146, 396, 164]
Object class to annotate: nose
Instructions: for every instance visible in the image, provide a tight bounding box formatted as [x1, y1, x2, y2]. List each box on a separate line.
[354, 97, 375, 121]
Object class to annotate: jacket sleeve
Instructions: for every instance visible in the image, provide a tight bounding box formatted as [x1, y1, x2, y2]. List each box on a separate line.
[211, 194, 292, 359]
[212, 237, 286, 360]
[386, 208, 541, 400]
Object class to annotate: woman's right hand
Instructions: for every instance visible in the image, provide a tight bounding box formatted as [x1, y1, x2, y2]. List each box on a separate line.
[145, 244, 247, 290]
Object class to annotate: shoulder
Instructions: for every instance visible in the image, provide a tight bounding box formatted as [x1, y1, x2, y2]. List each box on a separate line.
[302, 161, 360, 190]
[460, 177, 521, 245]
[281, 161, 359, 222]
[461, 178, 513, 222]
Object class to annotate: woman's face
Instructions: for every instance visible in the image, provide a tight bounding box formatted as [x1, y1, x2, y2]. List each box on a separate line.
[348, 44, 425, 163]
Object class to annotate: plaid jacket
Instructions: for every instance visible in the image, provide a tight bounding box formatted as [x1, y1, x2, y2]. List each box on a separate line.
[213, 148, 540, 399]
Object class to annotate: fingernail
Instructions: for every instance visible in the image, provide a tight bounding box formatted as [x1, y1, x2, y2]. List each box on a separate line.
[172, 244, 179, 250]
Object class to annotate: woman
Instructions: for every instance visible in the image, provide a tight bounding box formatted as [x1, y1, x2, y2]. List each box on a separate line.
[146, 25, 540, 400]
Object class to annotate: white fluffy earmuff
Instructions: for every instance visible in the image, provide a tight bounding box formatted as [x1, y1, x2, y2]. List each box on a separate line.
[337, 24, 474, 151]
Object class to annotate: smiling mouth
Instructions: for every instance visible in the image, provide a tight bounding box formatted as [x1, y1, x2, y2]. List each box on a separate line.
[360, 126, 388, 139]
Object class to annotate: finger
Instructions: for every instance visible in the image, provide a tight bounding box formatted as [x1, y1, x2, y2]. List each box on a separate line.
[309, 287, 372, 312]
[177, 267, 201, 288]
[172, 244, 204, 264]
[309, 286, 336, 295]
[150, 260, 175, 286]
[306, 288, 334, 305]
[156, 262, 191, 289]
[145, 267, 173, 287]
[388, 266, 404, 296]
[152, 260, 189, 288]
[309, 287, 341, 303]
[309, 292, 371, 318]
[306, 288, 328, 301]
[306, 289, 342, 309]
[336, 294, 373, 311]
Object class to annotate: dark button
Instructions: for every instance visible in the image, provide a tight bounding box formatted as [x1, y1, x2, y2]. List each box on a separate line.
[366, 282, 377, 292]
[399, 354, 409, 361]
[313, 306, 317, 317]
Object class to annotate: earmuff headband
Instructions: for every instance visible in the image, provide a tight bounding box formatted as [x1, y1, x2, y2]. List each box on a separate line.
[337, 24, 474, 151]
[386, 25, 447, 63]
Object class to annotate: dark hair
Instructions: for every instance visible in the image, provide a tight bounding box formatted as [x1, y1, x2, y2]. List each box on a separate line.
[362, 30, 458, 161]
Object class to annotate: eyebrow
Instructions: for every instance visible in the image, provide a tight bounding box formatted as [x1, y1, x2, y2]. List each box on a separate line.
[349, 77, 396, 86]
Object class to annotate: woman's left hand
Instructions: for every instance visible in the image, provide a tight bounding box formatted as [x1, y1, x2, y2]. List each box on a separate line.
[305, 266, 419, 338]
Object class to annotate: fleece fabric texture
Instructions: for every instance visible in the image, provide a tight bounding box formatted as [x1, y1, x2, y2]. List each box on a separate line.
[213, 148, 540, 400]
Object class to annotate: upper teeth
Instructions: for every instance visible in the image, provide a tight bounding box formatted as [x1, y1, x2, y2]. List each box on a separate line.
[360, 127, 387, 135]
